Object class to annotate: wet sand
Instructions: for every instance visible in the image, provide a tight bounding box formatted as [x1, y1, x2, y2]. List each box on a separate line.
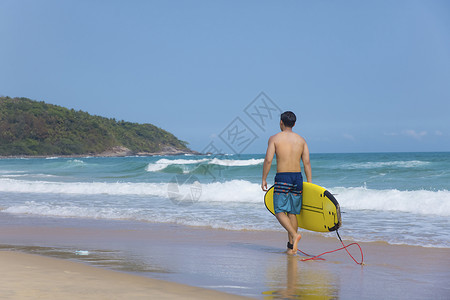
[0, 213, 449, 299]
[0, 251, 250, 299]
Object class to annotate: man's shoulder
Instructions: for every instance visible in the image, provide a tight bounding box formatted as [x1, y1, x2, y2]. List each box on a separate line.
[271, 132, 282, 138]
[294, 132, 306, 141]
[268, 132, 280, 139]
[286, 131, 305, 141]
[270, 131, 305, 144]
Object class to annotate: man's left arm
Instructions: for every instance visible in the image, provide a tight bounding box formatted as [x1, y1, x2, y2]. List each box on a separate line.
[302, 142, 312, 183]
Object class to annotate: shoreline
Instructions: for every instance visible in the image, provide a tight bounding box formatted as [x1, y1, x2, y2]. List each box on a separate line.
[0, 143, 201, 159]
[0, 150, 201, 159]
[2, 151, 448, 159]
[1, 213, 449, 299]
[0, 250, 250, 299]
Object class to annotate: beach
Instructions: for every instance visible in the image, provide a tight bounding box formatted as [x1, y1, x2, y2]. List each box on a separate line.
[0, 251, 249, 300]
[0, 153, 449, 298]
[1, 213, 449, 299]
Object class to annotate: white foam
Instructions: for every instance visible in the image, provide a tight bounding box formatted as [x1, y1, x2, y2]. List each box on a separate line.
[208, 158, 264, 167]
[3, 202, 138, 220]
[0, 173, 58, 179]
[0, 178, 264, 203]
[332, 186, 450, 216]
[199, 180, 264, 203]
[145, 157, 264, 172]
[0, 170, 25, 174]
[0, 178, 168, 197]
[1, 177, 449, 217]
[145, 158, 209, 172]
[344, 160, 430, 169]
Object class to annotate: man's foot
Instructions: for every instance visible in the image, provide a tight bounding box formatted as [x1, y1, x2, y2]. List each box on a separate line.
[290, 233, 302, 254]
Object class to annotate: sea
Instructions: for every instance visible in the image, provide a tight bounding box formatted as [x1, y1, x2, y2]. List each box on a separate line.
[0, 152, 449, 249]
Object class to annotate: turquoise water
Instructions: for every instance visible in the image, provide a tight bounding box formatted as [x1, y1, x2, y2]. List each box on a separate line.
[0, 152, 449, 248]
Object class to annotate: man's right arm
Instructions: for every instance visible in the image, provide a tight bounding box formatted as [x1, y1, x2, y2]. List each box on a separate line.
[262, 136, 275, 191]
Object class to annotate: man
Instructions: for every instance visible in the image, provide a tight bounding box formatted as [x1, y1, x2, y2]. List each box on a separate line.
[262, 111, 312, 255]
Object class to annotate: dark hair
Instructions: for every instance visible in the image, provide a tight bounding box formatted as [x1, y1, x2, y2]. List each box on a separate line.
[280, 111, 296, 128]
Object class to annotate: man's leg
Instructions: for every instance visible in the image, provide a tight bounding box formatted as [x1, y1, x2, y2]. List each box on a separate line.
[288, 213, 298, 233]
[287, 213, 298, 248]
[276, 212, 301, 254]
[288, 213, 300, 252]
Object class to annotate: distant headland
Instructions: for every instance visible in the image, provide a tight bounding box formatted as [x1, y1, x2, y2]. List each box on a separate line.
[0, 96, 198, 157]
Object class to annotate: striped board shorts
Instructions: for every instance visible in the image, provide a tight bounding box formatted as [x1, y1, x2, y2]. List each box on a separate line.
[273, 172, 303, 214]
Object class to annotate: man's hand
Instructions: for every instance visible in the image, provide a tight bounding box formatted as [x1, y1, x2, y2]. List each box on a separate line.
[261, 179, 268, 191]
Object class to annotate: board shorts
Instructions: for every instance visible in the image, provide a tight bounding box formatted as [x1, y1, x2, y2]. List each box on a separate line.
[273, 172, 303, 215]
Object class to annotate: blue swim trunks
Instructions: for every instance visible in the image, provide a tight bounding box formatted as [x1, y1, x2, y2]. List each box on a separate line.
[273, 172, 303, 214]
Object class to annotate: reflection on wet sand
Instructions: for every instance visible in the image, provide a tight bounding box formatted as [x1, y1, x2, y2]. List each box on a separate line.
[263, 254, 338, 299]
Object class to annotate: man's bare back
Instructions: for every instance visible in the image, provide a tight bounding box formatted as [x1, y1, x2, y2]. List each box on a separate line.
[262, 123, 311, 191]
[272, 131, 305, 173]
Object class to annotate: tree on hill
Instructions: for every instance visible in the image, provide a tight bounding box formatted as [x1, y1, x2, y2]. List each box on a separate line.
[0, 96, 190, 156]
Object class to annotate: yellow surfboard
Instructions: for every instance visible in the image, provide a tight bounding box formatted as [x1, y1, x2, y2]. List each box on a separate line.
[264, 182, 342, 232]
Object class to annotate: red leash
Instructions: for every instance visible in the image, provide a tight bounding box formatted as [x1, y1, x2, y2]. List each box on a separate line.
[298, 230, 364, 265]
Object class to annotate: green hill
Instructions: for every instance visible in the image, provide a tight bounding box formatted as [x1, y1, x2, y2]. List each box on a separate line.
[0, 96, 192, 156]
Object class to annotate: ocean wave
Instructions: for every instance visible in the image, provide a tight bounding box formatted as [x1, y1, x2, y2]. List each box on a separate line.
[331, 186, 450, 217]
[0, 178, 262, 201]
[343, 160, 430, 169]
[200, 180, 263, 202]
[1, 178, 449, 216]
[4, 198, 448, 248]
[145, 157, 264, 172]
[145, 158, 210, 172]
[0, 170, 25, 174]
[2, 200, 273, 232]
[64, 159, 87, 167]
[3, 202, 132, 220]
[0, 178, 168, 197]
[208, 158, 264, 167]
[0, 174, 58, 179]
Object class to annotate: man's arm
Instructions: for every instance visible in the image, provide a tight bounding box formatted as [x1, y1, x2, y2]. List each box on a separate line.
[302, 142, 312, 183]
[262, 136, 275, 191]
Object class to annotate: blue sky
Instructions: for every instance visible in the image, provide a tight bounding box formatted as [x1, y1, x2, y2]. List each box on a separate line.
[1, 0, 449, 154]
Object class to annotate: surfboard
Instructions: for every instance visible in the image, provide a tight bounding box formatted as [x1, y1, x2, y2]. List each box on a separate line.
[264, 182, 342, 233]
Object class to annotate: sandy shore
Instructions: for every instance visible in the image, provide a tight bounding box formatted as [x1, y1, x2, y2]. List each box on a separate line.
[0, 213, 449, 299]
[0, 251, 249, 300]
